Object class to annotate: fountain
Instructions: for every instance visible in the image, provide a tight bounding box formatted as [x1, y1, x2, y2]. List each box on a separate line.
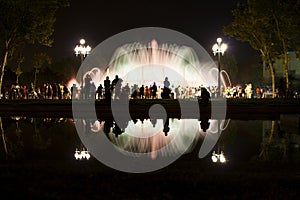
[72, 27, 227, 173]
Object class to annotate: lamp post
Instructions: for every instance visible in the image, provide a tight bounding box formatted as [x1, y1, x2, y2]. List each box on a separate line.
[212, 38, 227, 98]
[74, 39, 91, 98]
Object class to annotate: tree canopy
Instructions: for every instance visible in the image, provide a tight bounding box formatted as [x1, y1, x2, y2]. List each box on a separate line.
[0, 0, 69, 97]
[224, 0, 300, 97]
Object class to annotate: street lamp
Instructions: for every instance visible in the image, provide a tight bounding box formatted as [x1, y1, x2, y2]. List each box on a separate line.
[74, 39, 91, 97]
[212, 38, 227, 98]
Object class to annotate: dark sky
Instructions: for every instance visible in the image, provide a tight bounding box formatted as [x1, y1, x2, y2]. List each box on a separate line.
[48, 0, 258, 66]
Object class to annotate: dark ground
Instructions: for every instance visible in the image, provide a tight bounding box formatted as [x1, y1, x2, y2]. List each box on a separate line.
[0, 98, 299, 120]
[1, 154, 300, 199]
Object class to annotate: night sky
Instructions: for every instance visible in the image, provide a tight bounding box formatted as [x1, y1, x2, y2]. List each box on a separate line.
[48, 0, 258, 67]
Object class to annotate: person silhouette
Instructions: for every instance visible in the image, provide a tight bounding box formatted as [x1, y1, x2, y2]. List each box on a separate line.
[97, 84, 103, 99]
[151, 82, 157, 99]
[104, 76, 111, 101]
[162, 77, 171, 99]
[84, 74, 92, 99]
[139, 85, 144, 99]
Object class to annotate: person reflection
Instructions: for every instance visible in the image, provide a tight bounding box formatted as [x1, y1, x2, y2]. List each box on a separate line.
[151, 118, 158, 128]
[198, 86, 211, 132]
[200, 118, 210, 132]
[103, 117, 114, 137]
[112, 121, 123, 138]
[84, 119, 93, 135]
[163, 117, 170, 136]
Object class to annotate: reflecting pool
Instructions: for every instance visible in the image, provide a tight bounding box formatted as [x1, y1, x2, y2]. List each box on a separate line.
[0, 115, 300, 198]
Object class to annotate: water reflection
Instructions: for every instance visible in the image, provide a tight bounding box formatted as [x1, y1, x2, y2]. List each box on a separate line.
[0, 115, 299, 164]
[260, 115, 300, 161]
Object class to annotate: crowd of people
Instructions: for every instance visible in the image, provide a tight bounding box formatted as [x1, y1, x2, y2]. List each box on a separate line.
[1, 82, 71, 100]
[1, 74, 298, 100]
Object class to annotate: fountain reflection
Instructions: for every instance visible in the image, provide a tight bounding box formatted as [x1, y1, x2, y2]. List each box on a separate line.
[78, 113, 214, 160]
[0, 115, 300, 165]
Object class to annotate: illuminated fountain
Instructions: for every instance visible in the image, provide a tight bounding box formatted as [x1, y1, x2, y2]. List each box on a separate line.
[102, 39, 218, 88]
[73, 40, 232, 159]
[72, 29, 229, 172]
[69, 39, 232, 95]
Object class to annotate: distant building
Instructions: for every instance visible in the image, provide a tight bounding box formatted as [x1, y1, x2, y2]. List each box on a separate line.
[263, 52, 300, 90]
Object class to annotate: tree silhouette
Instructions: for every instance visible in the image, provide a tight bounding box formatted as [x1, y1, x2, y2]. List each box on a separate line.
[0, 0, 69, 98]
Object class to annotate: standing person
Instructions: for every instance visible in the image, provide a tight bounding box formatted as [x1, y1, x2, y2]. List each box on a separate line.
[256, 87, 261, 98]
[84, 74, 92, 99]
[46, 83, 52, 99]
[114, 76, 122, 99]
[112, 75, 119, 89]
[23, 85, 27, 99]
[152, 82, 157, 99]
[57, 83, 62, 99]
[97, 84, 103, 99]
[145, 86, 150, 99]
[71, 84, 78, 99]
[63, 84, 69, 99]
[139, 85, 144, 99]
[175, 86, 180, 99]
[52, 83, 58, 99]
[162, 77, 171, 99]
[104, 76, 111, 100]
[90, 82, 96, 99]
[122, 83, 130, 99]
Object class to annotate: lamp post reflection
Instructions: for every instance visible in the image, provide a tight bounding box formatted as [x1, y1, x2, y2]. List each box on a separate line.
[74, 147, 91, 160]
[211, 119, 227, 163]
[211, 148, 226, 163]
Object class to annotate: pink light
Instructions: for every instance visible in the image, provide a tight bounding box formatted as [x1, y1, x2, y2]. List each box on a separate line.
[67, 78, 79, 89]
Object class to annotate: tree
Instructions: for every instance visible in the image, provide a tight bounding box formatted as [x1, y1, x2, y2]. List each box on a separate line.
[269, 0, 300, 95]
[0, 0, 69, 98]
[224, 0, 279, 98]
[224, 0, 300, 97]
[32, 53, 51, 90]
[13, 56, 24, 85]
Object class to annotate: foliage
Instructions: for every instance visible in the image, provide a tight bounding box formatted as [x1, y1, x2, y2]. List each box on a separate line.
[224, 0, 300, 97]
[32, 53, 52, 69]
[0, 0, 69, 96]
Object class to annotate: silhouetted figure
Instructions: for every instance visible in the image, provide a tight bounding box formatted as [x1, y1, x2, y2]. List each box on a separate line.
[139, 85, 144, 99]
[63, 84, 70, 99]
[104, 76, 111, 101]
[97, 84, 103, 99]
[112, 75, 119, 90]
[103, 118, 113, 136]
[151, 82, 157, 99]
[162, 77, 171, 99]
[122, 83, 130, 99]
[200, 87, 210, 104]
[150, 118, 158, 127]
[113, 121, 123, 138]
[84, 74, 92, 99]
[131, 84, 138, 99]
[52, 83, 58, 99]
[200, 119, 210, 132]
[163, 118, 170, 136]
[115, 77, 123, 99]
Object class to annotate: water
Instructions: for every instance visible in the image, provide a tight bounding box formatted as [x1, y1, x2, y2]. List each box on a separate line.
[1, 115, 300, 198]
[2, 116, 299, 163]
